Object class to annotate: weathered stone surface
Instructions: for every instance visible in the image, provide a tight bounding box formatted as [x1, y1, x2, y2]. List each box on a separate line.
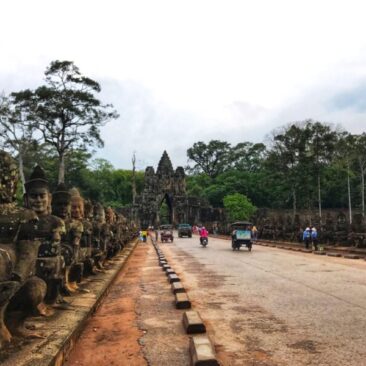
[189, 335, 219, 366]
[343, 254, 360, 259]
[171, 281, 185, 294]
[327, 253, 342, 257]
[300, 249, 313, 253]
[168, 274, 180, 283]
[166, 269, 175, 276]
[1, 240, 138, 366]
[123, 151, 224, 230]
[162, 264, 171, 271]
[183, 311, 206, 334]
[175, 292, 191, 309]
[314, 251, 326, 255]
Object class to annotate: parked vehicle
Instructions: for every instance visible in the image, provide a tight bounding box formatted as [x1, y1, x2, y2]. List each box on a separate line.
[160, 224, 174, 243]
[230, 221, 253, 251]
[178, 223, 192, 238]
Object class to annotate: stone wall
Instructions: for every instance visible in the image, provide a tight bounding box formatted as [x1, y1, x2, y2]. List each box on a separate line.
[254, 208, 366, 247]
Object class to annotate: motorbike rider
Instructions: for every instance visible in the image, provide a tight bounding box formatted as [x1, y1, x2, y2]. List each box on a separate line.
[199, 226, 208, 245]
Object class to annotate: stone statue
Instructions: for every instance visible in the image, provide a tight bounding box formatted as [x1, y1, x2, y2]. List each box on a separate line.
[81, 200, 96, 275]
[24, 166, 65, 305]
[350, 213, 366, 247]
[335, 212, 348, 244]
[51, 183, 75, 296]
[105, 207, 119, 258]
[92, 203, 108, 270]
[67, 188, 84, 289]
[0, 151, 47, 347]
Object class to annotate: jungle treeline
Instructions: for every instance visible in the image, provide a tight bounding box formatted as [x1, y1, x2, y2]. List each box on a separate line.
[185, 120, 366, 219]
[0, 61, 364, 213]
[3, 119, 364, 217]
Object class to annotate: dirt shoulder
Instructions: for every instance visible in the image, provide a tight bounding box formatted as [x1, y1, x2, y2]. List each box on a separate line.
[66, 240, 190, 366]
[65, 244, 148, 366]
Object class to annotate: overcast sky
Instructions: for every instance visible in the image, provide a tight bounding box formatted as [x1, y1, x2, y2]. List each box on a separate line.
[1, 0, 366, 170]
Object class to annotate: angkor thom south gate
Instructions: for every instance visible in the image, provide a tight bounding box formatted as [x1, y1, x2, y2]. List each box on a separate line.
[131, 151, 224, 229]
[121, 151, 366, 246]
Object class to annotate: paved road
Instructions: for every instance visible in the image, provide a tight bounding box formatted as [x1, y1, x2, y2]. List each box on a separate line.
[161, 234, 366, 366]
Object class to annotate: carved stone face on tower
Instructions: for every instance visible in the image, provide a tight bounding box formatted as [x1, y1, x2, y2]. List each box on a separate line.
[156, 150, 174, 176]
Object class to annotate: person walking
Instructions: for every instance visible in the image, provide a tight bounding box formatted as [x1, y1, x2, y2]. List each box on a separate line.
[141, 229, 147, 243]
[311, 227, 318, 251]
[303, 227, 311, 249]
[252, 225, 258, 241]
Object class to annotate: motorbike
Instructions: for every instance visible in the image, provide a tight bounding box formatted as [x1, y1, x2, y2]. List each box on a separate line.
[200, 237, 208, 247]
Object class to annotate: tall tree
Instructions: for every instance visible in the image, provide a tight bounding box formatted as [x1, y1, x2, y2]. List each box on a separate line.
[230, 142, 266, 172]
[187, 140, 231, 178]
[336, 133, 356, 223]
[306, 121, 338, 222]
[12, 60, 119, 183]
[132, 151, 137, 205]
[0, 93, 40, 192]
[266, 123, 310, 220]
[353, 133, 366, 216]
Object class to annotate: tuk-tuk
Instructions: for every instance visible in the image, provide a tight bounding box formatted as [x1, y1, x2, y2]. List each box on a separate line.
[230, 221, 253, 251]
[160, 224, 174, 243]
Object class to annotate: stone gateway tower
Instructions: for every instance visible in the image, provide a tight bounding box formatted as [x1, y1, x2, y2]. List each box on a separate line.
[135, 151, 224, 229]
[138, 151, 187, 227]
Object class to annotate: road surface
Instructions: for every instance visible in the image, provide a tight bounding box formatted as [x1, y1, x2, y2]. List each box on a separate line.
[161, 234, 366, 366]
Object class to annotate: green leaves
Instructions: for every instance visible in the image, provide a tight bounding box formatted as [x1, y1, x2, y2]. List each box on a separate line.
[10, 60, 119, 183]
[187, 140, 232, 178]
[223, 193, 256, 222]
[185, 120, 366, 214]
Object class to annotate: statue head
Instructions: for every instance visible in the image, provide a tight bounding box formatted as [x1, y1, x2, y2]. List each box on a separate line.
[69, 187, 84, 220]
[0, 150, 18, 204]
[105, 207, 116, 224]
[84, 199, 94, 220]
[24, 165, 51, 216]
[52, 183, 71, 219]
[94, 203, 105, 223]
[337, 212, 347, 227]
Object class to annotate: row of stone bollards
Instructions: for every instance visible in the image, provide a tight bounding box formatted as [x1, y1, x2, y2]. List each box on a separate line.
[151, 238, 219, 366]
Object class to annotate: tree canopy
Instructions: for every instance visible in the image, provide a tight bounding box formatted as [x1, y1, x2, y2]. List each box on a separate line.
[185, 121, 366, 221]
[11, 60, 119, 183]
[223, 193, 257, 221]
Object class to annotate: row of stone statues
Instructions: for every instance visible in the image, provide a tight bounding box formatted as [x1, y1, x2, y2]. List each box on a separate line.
[256, 211, 366, 247]
[0, 150, 137, 349]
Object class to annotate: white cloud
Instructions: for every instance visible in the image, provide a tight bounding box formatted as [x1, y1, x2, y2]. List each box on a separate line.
[1, 0, 366, 169]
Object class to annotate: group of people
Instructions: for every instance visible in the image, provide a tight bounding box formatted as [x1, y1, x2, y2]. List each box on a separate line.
[302, 226, 318, 250]
[0, 150, 137, 350]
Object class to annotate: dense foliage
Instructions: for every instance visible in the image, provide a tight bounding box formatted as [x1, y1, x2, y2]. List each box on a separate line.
[223, 193, 256, 221]
[186, 121, 366, 219]
[1, 60, 118, 185]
